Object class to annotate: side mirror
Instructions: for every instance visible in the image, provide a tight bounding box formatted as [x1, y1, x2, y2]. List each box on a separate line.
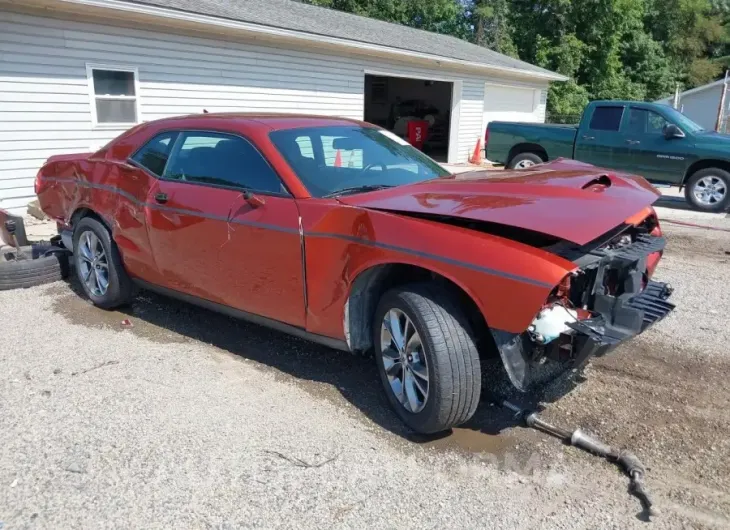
[663, 123, 685, 139]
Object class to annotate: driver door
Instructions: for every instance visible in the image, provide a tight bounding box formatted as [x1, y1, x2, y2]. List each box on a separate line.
[624, 105, 693, 185]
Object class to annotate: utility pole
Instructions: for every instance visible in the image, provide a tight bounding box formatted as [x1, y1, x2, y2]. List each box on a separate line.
[672, 83, 680, 110]
[715, 70, 729, 133]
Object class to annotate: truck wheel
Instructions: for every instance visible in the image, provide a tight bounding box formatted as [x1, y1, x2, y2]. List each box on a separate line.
[507, 152, 543, 169]
[684, 168, 730, 212]
[0, 245, 69, 291]
[72, 217, 134, 309]
[373, 283, 481, 434]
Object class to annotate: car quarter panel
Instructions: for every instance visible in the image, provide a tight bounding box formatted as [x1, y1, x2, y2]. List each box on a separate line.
[297, 200, 577, 338]
[37, 154, 167, 285]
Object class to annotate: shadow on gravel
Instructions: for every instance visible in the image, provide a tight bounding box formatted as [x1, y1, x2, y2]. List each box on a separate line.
[57, 273, 582, 449]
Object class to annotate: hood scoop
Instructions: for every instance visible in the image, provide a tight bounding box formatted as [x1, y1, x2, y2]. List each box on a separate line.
[581, 174, 612, 191]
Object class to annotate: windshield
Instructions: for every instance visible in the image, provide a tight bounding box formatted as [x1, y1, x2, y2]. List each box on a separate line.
[269, 126, 450, 197]
[663, 106, 704, 133]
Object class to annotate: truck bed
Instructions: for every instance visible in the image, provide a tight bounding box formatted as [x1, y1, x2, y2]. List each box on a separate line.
[486, 121, 577, 165]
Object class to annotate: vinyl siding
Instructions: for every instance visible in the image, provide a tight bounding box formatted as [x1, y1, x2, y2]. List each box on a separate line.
[457, 80, 486, 162]
[0, 9, 543, 213]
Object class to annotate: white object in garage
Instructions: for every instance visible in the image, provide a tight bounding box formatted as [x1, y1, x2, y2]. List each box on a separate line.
[483, 83, 547, 132]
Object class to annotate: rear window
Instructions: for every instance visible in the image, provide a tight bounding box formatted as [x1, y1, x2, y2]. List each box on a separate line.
[588, 106, 624, 131]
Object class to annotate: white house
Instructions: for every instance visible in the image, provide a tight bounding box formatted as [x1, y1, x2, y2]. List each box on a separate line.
[656, 79, 726, 132]
[0, 0, 565, 214]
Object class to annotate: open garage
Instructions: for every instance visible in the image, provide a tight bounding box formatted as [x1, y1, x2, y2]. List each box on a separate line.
[364, 74, 455, 161]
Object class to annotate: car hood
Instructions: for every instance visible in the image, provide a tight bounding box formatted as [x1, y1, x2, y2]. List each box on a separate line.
[338, 160, 660, 246]
[696, 130, 730, 148]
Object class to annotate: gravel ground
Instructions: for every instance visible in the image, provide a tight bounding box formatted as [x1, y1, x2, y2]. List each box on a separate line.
[1, 208, 730, 529]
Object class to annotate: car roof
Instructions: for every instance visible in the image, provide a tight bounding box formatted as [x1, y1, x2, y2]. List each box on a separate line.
[145, 113, 373, 131]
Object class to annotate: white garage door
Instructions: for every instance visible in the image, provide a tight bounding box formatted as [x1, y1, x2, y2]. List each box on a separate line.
[483, 84, 544, 132]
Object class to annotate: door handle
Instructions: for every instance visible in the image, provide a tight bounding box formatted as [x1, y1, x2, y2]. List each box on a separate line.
[626, 140, 641, 145]
[582, 135, 595, 140]
[154, 192, 168, 204]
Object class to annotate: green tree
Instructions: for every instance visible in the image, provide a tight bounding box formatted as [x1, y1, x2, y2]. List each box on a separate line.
[299, 0, 729, 115]
[469, 0, 518, 57]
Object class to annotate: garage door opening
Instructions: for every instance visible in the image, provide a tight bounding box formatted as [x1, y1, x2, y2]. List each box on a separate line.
[364, 74, 453, 162]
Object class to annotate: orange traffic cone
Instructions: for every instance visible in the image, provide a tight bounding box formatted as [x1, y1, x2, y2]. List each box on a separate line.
[334, 149, 342, 167]
[469, 137, 483, 165]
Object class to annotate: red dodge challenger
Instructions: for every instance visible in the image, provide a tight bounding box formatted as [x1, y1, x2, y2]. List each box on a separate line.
[36, 114, 674, 434]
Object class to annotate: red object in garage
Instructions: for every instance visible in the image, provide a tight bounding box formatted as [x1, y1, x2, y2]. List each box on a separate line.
[407, 120, 429, 150]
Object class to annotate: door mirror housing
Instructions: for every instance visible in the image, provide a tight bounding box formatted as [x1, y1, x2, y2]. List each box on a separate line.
[663, 123, 685, 140]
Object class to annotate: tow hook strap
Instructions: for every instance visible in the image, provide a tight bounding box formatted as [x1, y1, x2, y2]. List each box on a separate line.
[499, 399, 658, 519]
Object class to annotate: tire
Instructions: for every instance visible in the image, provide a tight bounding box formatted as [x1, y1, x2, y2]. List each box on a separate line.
[684, 168, 730, 212]
[373, 283, 481, 434]
[507, 152, 543, 169]
[0, 245, 69, 291]
[72, 217, 134, 309]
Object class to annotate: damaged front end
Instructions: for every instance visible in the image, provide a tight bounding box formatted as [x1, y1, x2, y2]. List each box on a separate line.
[493, 215, 675, 391]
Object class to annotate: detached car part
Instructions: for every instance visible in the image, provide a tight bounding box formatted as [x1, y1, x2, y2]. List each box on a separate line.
[501, 399, 658, 519]
[0, 209, 70, 291]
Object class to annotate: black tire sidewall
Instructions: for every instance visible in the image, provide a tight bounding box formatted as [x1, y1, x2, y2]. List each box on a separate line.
[508, 152, 543, 169]
[685, 168, 730, 212]
[72, 217, 129, 308]
[373, 290, 446, 434]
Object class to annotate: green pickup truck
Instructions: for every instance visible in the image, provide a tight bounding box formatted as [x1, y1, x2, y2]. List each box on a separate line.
[486, 100, 730, 212]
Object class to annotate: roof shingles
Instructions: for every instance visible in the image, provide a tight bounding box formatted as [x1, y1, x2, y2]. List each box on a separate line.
[123, 0, 563, 79]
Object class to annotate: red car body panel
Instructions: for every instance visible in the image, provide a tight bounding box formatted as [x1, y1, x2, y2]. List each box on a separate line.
[36, 114, 665, 346]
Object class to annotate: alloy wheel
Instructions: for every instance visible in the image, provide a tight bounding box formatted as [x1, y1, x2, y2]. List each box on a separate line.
[515, 159, 536, 169]
[380, 308, 429, 413]
[76, 231, 109, 297]
[693, 175, 727, 206]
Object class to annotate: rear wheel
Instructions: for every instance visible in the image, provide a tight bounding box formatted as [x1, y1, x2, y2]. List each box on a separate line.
[507, 152, 543, 169]
[684, 168, 730, 212]
[374, 283, 481, 434]
[73, 217, 134, 309]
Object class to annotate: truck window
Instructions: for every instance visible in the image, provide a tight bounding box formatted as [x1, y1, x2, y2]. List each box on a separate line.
[627, 108, 668, 135]
[588, 106, 624, 131]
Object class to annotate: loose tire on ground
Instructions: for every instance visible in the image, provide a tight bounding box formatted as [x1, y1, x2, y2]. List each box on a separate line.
[507, 152, 543, 169]
[0, 245, 69, 291]
[684, 168, 730, 212]
[373, 283, 482, 434]
[73, 217, 135, 309]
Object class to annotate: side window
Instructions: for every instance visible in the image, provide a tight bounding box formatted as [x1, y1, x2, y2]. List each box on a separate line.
[321, 135, 364, 168]
[131, 131, 178, 177]
[627, 108, 669, 135]
[588, 106, 624, 131]
[647, 111, 669, 134]
[163, 131, 283, 193]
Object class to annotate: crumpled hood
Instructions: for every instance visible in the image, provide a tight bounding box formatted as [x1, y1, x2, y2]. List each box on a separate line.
[339, 160, 660, 245]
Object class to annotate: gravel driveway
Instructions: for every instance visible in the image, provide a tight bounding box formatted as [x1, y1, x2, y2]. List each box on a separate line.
[1, 206, 729, 529]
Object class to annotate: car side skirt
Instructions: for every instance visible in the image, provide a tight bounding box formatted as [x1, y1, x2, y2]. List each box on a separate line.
[133, 278, 351, 353]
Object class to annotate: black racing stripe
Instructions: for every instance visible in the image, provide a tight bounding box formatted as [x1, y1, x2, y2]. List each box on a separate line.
[42, 177, 554, 288]
[42, 177, 299, 235]
[303, 232, 553, 288]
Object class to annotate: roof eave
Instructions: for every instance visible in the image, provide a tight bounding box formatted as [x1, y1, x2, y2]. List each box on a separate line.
[53, 0, 567, 82]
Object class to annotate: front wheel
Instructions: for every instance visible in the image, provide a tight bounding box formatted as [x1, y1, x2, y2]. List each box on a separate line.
[374, 283, 481, 434]
[684, 168, 730, 212]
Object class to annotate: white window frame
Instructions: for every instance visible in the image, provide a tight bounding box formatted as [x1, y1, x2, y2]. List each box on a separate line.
[86, 63, 142, 129]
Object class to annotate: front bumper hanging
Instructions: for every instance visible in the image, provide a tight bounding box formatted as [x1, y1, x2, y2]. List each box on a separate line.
[494, 232, 675, 391]
[564, 280, 674, 367]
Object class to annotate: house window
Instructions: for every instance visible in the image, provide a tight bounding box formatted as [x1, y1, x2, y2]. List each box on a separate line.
[87, 65, 140, 127]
